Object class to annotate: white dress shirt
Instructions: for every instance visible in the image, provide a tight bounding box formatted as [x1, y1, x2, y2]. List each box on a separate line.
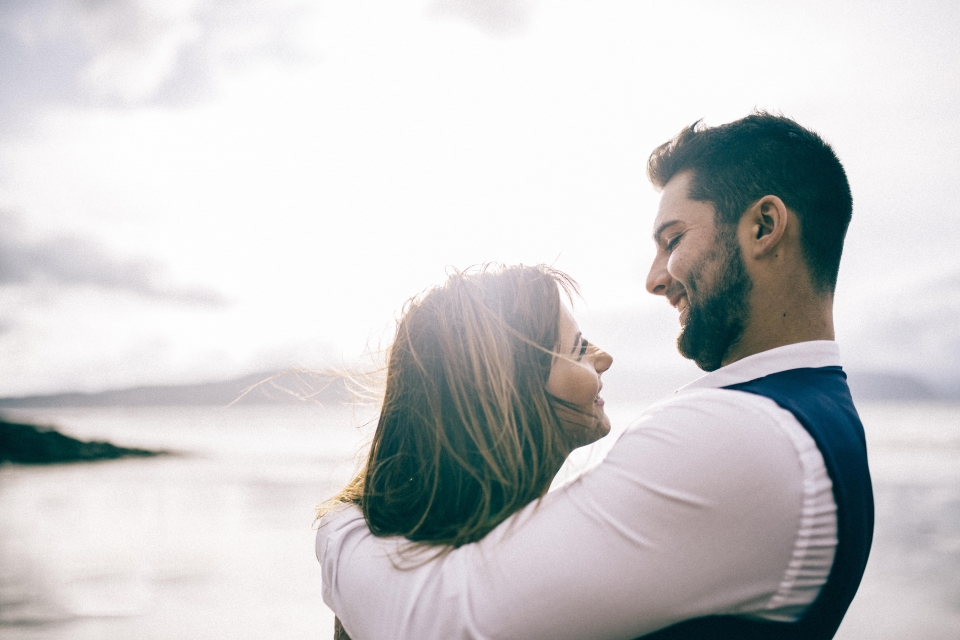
[317, 341, 840, 639]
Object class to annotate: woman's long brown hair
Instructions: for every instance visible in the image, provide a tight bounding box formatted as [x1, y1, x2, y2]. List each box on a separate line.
[318, 264, 585, 548]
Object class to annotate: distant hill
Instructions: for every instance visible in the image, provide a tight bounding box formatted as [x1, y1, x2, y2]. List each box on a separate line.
[0, 371, 354, 409]
[600, 367, 959, 404]
[844, 370, 958, 402]
[0, 367, 953, 410]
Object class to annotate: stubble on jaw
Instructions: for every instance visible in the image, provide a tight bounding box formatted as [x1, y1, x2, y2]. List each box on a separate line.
[676, 231, 752, 372]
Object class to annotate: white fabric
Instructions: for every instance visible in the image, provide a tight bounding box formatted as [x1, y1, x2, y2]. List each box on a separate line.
[317, 341, 840, 640]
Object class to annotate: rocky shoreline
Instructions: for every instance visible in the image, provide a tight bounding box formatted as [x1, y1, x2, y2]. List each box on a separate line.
[0, 417, 166, 464]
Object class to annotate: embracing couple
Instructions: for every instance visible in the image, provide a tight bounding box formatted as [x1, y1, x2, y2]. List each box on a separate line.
[316, 113, 874, 639]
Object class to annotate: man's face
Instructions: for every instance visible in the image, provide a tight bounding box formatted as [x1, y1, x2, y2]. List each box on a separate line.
[645, 172, 752, 371]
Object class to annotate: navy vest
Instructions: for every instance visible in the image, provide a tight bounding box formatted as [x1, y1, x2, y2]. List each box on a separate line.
[637, 366, 874, 640]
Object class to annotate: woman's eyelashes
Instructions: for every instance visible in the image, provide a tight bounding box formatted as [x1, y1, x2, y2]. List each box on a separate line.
[577, 338, 589, 360]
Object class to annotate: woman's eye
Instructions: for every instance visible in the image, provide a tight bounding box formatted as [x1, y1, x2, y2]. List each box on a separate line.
[578, 338, 589, 359]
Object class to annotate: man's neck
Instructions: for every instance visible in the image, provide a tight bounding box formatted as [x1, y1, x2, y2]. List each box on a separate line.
[722, 297, 835, 367]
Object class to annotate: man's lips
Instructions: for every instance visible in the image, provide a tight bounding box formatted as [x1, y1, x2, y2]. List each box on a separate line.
[671, 293, 689, 325]
[667, 289, 685, 309]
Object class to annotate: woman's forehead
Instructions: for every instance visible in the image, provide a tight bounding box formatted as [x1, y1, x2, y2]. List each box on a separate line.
[557, 305, 580, 344]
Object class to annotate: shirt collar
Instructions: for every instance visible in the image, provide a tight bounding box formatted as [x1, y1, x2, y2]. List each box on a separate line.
[678, 340, 842, 393]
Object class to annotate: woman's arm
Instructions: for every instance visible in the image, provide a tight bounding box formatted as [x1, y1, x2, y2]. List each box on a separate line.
[319, 392, 812, 639]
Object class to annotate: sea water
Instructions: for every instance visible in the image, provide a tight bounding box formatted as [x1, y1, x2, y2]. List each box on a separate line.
[0, 401, 957, 639]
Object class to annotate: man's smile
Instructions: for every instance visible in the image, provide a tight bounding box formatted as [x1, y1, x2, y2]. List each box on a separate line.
[670, 291, 690, 325]
[677, 296, 689, 325]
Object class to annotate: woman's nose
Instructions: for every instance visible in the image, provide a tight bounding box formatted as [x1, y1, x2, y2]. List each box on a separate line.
[593, 348, 613, 374]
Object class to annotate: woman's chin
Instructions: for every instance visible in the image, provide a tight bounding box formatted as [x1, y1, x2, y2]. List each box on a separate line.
[596, 413, 612, 439]
[575, 412, 611, 448]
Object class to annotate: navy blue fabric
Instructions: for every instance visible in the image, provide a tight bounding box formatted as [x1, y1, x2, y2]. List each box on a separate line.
[637, 366, 874, 640]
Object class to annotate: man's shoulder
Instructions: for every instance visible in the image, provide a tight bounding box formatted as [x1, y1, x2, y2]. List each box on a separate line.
[610, 387, 810, 488]
[637, 386, 803, 436]
[581, 388, 812, 556]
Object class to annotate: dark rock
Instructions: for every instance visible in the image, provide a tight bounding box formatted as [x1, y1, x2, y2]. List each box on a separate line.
[0, 418, 165, 464]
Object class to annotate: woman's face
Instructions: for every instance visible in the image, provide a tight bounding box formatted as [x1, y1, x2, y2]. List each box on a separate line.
[546, 305, 613, 446]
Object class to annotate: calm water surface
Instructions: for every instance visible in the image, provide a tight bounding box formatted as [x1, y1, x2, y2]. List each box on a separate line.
[0, 401, 957, 639]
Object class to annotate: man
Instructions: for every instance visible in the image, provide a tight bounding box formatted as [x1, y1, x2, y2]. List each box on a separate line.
[317, 113, 874, 639]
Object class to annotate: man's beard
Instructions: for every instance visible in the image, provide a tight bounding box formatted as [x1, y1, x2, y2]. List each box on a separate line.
[677, 235, 752, 372]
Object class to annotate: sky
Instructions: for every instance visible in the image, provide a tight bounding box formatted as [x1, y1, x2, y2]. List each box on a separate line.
[1, 0, 958, 397]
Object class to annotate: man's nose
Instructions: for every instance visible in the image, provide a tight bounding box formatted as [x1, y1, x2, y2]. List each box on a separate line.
[646, 254, 670, 296]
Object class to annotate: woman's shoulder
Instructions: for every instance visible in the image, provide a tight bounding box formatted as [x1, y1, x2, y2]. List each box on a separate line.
[315, 503, 366, 562]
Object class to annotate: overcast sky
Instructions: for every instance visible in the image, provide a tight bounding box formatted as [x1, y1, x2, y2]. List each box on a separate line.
[1, 0, 958, 396]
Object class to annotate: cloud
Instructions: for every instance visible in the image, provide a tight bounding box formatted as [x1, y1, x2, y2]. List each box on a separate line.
[68, 0, 204, 103]
[0, 214, 225, 305]
[0, 0, 314, 120]
[427, 0, 536, 36]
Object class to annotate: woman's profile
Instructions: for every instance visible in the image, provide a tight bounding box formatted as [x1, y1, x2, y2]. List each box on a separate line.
[317, 264, 612, 639]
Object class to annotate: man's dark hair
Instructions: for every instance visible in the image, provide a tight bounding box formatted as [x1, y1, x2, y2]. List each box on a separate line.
[647, 112, 853, 293]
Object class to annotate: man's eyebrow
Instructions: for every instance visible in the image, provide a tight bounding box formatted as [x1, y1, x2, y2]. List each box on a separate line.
[653, 220, 682, 245]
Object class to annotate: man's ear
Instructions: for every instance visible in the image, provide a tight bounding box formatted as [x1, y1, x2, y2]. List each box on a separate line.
[741, 195, 789, 259]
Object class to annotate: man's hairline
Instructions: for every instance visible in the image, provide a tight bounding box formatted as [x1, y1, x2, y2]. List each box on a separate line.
[651, 170, 805, 291]
[652, 169, 735, 245]
[649, 145, 841, 297]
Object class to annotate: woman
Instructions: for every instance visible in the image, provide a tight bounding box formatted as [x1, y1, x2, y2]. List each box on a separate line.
[317, 264, 612, 639]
